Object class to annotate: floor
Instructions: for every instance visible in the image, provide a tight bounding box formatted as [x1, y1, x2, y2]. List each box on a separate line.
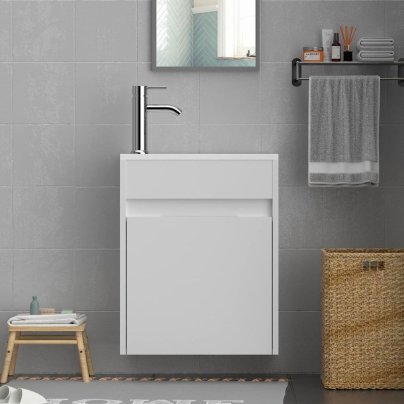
[285, 375, 404, 404]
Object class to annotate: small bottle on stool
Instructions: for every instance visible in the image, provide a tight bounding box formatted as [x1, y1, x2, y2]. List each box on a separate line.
[30, 296, 40, 315]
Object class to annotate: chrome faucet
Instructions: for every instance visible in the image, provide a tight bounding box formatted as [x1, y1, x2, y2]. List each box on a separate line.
[131, 85, 182, 154]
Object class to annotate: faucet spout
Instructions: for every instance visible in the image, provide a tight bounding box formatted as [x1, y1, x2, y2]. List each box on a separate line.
[132, 85, 182, 154]
[147, 104, 182, 115]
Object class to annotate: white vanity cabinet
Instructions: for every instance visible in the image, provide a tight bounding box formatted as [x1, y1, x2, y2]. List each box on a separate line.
[120, 155, 279, 355]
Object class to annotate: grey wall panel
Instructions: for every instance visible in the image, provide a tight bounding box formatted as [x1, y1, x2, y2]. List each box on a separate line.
[1, 0, 403, 374]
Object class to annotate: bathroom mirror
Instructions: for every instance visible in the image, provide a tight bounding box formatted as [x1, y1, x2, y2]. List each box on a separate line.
[152, 0, 259, 70]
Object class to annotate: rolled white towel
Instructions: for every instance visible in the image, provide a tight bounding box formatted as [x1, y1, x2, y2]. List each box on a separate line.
[358, 45, 394, 52]
[358, 55, 394, 62]
[358, 50, 395, 58]
[357, 37, 394, 49]
[357, 50, 395, 61]
[8, 313, 87, 326]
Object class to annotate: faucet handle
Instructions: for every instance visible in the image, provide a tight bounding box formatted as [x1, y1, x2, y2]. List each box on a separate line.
[147, 86, 167, 90]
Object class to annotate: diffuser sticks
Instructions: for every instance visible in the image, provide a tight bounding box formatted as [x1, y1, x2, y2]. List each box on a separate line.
[340, 25, 357, 61]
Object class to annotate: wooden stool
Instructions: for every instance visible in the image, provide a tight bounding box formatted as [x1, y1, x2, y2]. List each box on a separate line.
[1, 323, 94, 383]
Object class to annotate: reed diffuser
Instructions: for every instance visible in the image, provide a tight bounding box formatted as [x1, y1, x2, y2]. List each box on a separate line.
[340, 25, 357, 61]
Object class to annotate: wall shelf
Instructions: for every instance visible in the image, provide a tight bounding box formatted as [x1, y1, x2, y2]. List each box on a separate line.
[292, 58, 404, 87]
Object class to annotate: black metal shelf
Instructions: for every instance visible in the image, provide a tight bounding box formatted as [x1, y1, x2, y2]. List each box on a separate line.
[292, 58, 404, 87]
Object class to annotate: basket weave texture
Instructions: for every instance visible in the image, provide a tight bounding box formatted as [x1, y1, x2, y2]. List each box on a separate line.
[321, 249, 404, 389]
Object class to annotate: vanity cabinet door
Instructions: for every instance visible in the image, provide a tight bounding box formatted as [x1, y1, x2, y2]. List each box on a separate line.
[126, 217, 273, 355]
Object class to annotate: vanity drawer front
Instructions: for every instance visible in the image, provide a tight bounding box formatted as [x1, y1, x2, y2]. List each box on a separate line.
[124, 159, 273, 199]
[126, 216, 273, 355]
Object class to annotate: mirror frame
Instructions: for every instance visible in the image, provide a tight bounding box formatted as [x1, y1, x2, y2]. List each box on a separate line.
[151, 0, 260, 71]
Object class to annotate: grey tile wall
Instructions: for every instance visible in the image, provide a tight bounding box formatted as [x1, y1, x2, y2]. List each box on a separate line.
[0, 1, 11, 62]
[263, 1, 385, 63]
[323, 189, 386, 248]
[13, 187, 77, 249]
[0, 0, 403, 375]
[13, 63, 75, 124]
[0, 125, 12, 185]
[74, 187, 120, 249]
[279, 250, 321, 312]
[75, 124, 131, 186]
[76, 1, 138, 62]
[12, 1, 75, 62]
[0, 187, 13, 249]
[149, 124, 200, 153]
[200, 124, 262, 153]
[75, 63, 137, 124]
[200, 70, 262, 124]
[138, 62, 200, 125]
[0, 251, 13, 311]
[0, 64, 12, 123]
[380, 125, 404, 185]
[13, 125, 75, 185]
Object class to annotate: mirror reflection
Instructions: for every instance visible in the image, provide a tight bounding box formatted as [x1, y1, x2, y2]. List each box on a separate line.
[154, 0, 257, 69]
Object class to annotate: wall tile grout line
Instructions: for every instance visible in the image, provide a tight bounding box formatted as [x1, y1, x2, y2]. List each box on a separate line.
[0, 61, 142, 64]
[9, 123, 133, 127]
[0, 247, 120, 250]
[0, 310, 120, 313]
[7, 186, 120, 189]
[73, 0, 78, 259]
[73, 0, 77, 188]
[198, 70, 201, 153]
[10, 0, 15, 303]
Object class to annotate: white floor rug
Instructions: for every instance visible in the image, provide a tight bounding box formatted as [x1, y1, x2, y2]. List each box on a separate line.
[8, 379, 288, 404]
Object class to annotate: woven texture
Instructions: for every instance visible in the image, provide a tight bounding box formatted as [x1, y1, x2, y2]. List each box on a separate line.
[321, 249, 404, 389]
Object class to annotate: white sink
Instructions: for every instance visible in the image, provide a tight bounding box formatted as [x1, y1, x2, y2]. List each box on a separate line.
[120, 154, 279, 355]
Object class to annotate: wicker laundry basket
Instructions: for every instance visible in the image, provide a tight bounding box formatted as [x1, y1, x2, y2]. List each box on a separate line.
[321, 249, 404, 389]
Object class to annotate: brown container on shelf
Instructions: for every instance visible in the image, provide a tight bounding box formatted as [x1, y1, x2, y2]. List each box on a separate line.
[303, 47, 324, 62]
[321, 249, 404, 389]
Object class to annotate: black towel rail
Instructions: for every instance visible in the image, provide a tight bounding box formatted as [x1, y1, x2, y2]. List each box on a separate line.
[292, 58, 404, 87]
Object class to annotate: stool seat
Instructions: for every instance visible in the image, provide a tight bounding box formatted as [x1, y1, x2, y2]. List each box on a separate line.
[1, 322, 94, 383]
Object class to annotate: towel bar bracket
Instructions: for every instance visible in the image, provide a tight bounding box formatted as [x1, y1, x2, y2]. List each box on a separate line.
[292, 58, 404, 87]
[399, 58, 404, 87]
[292, 58, 303, 87]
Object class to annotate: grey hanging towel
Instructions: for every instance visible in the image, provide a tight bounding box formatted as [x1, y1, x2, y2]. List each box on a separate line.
[308, 76, 380, 187]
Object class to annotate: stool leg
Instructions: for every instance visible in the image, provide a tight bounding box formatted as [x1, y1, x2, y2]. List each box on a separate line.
[76, 331, 90, 383]
[1, 331, 16, 384]
[9, 332, 20, 376]
[83, 331, 94, 376]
